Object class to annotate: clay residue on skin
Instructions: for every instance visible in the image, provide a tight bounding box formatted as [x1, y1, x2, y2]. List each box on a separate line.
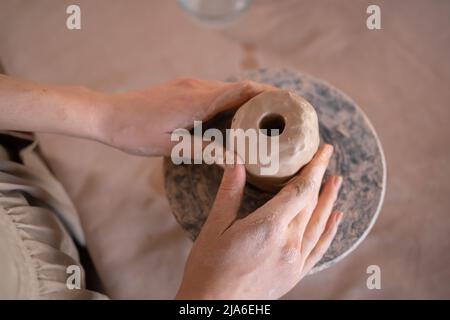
[238, 215, 277, 243]
[278, 176, 315, 200]
[281, 247, 299, 264]
[292, 178, 316, 197]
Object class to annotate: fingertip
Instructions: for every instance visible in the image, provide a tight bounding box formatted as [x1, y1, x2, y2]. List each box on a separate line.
[223, 160, 246, 183]
[321, 144, 334, 158]
[235, 162, 247, 184]
[237, 80, 276, 94]
[223, 161, 246, 186]
[309, 144, 334, 168]
[335, 211, 344, 223]
[326, 175, 342, 191]
[334, 176, 343, 189]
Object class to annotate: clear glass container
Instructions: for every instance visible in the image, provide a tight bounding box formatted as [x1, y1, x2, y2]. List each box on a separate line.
[177, 0, 253, 27]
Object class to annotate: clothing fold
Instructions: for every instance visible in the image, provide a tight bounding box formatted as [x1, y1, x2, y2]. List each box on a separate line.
[0, 132, 107, 299]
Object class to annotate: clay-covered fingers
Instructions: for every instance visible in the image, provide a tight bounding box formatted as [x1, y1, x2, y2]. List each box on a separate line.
[294, 144, 334, 197]
[226, 80, 276, 103]
[300, 175, 342, 257]
[251, 144, 334, 225]
[200, 163, 246, 238]
[301, 211, 343, 277]
[207, 80, 277, 117]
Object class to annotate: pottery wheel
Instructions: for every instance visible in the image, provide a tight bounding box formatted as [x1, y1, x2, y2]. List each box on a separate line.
[163, 69, 386, 273]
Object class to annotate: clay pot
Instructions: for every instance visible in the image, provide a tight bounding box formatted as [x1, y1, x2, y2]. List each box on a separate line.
[230, 89, 320, 192]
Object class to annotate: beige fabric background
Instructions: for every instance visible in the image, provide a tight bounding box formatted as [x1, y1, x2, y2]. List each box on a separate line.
[0, 0, 449, 299]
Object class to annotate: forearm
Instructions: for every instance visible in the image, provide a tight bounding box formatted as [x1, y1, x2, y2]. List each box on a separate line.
[0, 74, 106, 140]
[0, 75, 269, 157]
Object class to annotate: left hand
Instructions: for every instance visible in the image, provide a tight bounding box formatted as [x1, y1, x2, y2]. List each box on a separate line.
[99, 78, 274, 156]
[2, 75, 272, 157]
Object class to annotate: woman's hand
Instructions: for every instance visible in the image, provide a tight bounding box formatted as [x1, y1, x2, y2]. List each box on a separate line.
[99, 78, 274, 156]
[176, 144, 343, 300]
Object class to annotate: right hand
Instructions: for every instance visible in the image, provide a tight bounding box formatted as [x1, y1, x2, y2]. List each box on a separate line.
[176, 144, 343, 300]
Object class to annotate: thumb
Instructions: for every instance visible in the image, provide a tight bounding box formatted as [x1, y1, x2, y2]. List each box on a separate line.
[202, 163, 246, 237]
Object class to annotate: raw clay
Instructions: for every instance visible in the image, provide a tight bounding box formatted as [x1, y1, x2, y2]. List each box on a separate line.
[230, 89, 320, 191]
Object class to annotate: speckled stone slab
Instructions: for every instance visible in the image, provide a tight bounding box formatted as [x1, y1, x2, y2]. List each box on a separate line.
[164, 69, 386, 273]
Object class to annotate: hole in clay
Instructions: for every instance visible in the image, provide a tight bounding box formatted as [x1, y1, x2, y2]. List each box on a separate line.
[259, 113, 285, 136]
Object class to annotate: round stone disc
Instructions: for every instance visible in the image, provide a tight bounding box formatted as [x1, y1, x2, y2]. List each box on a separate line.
[163, 69, 386, 273]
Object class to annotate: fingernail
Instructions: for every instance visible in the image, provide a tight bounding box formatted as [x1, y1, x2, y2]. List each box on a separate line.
[322, 144, 334, 158]
[334, 176, 343, 189]
[336, 212, 344, 223]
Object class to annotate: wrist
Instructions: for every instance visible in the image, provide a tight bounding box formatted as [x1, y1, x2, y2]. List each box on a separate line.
[91, 91, 165, 155]
[48, 85, 111, 141]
